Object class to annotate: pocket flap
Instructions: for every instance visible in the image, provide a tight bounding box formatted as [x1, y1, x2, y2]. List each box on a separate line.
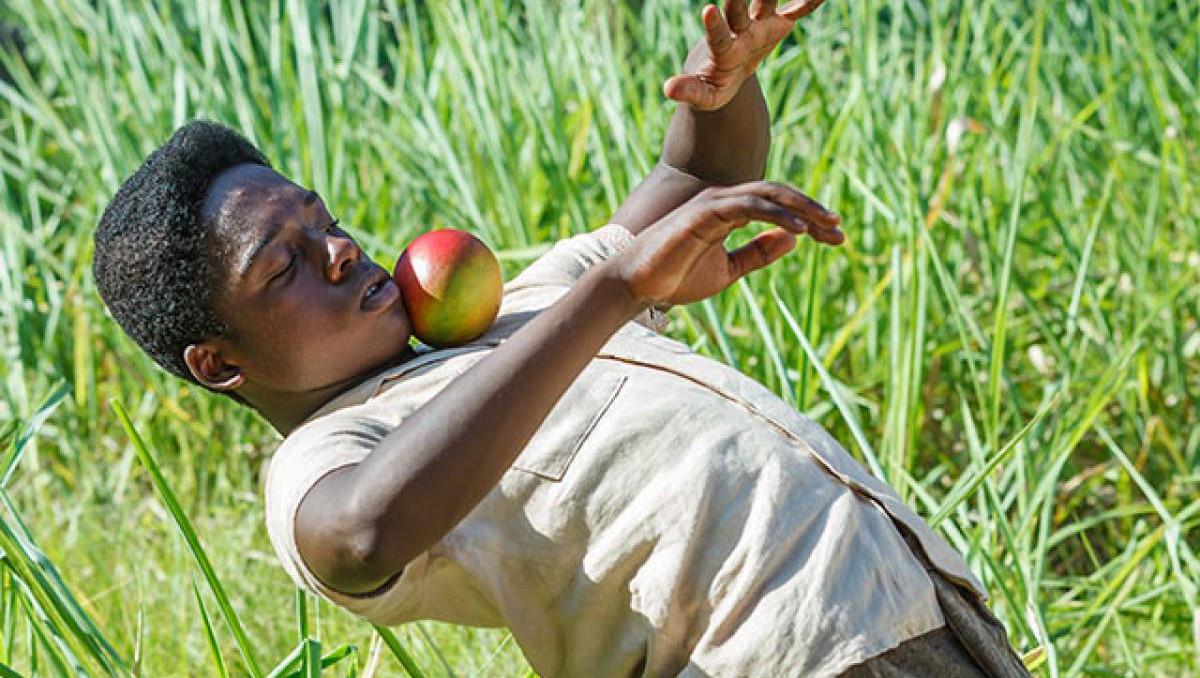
[510, 368, 628, 481]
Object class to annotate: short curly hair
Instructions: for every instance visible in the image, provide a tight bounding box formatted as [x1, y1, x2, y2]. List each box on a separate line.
[93, 118, 270, 386]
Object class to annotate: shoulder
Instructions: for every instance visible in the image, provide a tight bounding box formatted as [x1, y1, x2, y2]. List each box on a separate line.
[260, 409, 430, 623]
[263, 408, 389, 534]
[262, 408, 386, 569]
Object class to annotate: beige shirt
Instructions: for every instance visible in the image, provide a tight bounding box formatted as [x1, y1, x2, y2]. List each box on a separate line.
[263, 223, 989, 678]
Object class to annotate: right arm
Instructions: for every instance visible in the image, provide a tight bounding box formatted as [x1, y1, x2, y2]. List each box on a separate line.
[294, 182, 842, 594]
[296, 265, 644, 593]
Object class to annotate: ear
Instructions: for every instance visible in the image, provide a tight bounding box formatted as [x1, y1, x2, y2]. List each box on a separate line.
[183, 342, 245, 391]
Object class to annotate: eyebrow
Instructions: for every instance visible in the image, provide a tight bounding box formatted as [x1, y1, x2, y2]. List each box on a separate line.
[236, 222, 283, 279]
[234, 189, 323, 279]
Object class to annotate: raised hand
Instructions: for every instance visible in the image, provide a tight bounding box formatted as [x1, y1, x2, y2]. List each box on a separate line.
[610, 181, 843, 308]
[663, 0, 830, 112]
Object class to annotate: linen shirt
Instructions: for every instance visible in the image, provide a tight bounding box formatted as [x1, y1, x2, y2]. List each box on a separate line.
[263, 223, 989, 678]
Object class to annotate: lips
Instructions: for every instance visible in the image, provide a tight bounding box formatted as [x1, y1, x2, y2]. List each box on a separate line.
[360, 266, 400, 312]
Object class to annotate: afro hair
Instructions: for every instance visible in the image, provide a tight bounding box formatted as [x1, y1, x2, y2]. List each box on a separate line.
[93, 119, 270, 386]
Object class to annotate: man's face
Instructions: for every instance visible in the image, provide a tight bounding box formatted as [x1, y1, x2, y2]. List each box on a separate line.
[200, 163, 413, 394]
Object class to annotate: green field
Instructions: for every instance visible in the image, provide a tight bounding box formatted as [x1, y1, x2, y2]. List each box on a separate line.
[1, 0, 1197, 675]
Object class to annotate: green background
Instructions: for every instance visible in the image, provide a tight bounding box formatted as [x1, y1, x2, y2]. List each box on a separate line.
[0, 0, 1196, 675]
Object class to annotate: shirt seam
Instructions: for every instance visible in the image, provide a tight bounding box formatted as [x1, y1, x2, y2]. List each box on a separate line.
[592, 353, 989, 602]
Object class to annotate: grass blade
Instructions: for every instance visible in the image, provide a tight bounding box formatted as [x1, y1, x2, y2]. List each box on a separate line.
[111, 399, 263, 678]
[372, 626, 427, 678]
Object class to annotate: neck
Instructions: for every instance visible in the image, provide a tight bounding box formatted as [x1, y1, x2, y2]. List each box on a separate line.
[244, 344, 421, 435]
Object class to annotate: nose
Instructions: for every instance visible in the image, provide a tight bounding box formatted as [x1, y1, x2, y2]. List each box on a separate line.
[325, 232, 361, 283]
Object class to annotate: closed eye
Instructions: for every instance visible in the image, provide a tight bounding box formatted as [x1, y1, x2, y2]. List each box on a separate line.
[270, 253, 297, 284]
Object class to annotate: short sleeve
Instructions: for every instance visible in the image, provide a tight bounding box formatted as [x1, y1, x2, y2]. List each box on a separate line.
[503, 223, 672, 333]
[262, 411, 428, 624]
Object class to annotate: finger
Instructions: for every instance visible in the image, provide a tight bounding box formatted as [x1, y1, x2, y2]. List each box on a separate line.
[702, 4, 735, 56]
[791, 209, 843, 241]
[725, 180, 841, 226]
[705, 191, 844, 249]
[798, 194, 841, 226]
[713, 183, 845, 245]
[724, 0, 751, 33]
[663, 74, 714, 108]
[727, 228, 797, 279]
[803, 220, 846, 246]
[703, 195, 809, 239]
[749, 0, 778, 20]
[814, 228, 846, 246]
[778, 0, 829, 20]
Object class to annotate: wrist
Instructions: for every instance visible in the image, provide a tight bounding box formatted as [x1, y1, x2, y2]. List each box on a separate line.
[589, 259, 650, 321]
[661, 77, 769, 185]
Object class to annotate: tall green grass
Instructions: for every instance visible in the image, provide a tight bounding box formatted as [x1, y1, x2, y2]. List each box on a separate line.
[0, 0, 1196, 675]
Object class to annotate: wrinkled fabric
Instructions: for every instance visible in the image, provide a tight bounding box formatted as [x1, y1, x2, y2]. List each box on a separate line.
[264, 223, 993, 678]
[835, 530, 1031, 678]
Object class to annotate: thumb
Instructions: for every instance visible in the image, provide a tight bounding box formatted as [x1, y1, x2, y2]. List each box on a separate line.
[663, 75, 711, 107]
[727, 228, 797, 280]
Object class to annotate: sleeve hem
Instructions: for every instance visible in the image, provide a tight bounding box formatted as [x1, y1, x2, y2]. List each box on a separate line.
[597, 223, 674, 333]
[593, 222, 636, 253]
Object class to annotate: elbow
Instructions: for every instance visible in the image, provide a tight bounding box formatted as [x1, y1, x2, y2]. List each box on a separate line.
[295, 492, 408, 595]
[337, 487, 426, 589]
[321, 521, 407, 595]
[339, 522, 387, 577]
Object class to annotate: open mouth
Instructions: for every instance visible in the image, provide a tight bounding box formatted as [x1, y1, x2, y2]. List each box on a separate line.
[364, 278, 384, 300]
[360, 267, 399, 311]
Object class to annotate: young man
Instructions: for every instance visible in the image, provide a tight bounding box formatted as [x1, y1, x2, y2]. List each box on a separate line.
[94, 1, 1032, 676]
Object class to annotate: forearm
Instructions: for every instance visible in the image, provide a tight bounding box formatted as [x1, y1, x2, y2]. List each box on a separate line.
[341, 264, 645, 587]
[661, 40, 771, 185]
[609, 40, 771, 237]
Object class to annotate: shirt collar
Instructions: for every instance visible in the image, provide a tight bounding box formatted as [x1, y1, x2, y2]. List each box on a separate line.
[297, 341, 502, 427]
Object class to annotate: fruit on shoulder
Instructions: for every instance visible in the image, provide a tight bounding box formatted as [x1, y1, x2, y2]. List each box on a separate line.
[394, 229, 502, 348]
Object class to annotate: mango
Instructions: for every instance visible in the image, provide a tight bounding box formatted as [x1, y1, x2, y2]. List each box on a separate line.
[394, 229, 502, 348]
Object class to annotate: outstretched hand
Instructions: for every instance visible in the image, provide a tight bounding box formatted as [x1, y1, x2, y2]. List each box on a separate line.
[611, 181, 843, 308]
[663, 0, 829, 112]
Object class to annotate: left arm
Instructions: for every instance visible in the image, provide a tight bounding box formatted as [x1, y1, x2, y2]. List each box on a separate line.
[610, 0, 831, 237]
[609, 41, 769, 236]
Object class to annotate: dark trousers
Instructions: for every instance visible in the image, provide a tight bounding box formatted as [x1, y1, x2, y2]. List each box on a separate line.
[838, 530, 1033, 678]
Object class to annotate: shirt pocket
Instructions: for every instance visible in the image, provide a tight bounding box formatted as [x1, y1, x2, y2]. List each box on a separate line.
[509, 368, 628, 481]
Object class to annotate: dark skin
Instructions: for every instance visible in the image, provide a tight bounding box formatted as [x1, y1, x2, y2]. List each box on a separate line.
[184, 0, 841, 594]
[185, 164, 419, 432]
